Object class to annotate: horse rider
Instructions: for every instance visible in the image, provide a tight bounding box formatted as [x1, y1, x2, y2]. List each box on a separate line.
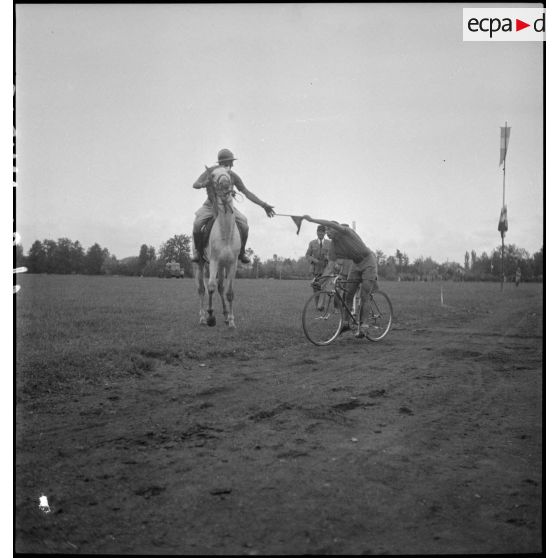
[301, 215, 379, 338]
[191, 149, 275, 264]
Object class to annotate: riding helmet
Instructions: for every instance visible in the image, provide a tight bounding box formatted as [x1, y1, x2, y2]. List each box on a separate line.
[217, 148, 237, 163]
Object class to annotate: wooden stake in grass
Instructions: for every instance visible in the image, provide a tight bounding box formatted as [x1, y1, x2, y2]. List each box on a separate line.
[440, 285, 444, 307]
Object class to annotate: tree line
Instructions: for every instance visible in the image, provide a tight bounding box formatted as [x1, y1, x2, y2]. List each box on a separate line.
[15, 235, 193, 278]
[15, 235, 543, 282]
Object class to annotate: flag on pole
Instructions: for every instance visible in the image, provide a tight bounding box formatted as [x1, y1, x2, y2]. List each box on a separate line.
[499, 125, 511, 166]
[289, 215, 304, 234]
[275, 214, 306, 234]
[498, 204, 508, 236]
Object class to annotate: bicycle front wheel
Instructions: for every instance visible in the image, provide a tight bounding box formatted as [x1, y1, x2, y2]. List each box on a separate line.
[302, 291, 343, 346]
[363, 290, 393, 342]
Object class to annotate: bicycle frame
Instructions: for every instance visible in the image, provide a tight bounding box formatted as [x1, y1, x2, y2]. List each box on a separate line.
[314, 275, 361, 323]
[303, 274, 393, 345]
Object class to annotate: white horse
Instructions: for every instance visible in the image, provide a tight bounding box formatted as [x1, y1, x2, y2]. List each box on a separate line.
[195, 167, 241, 328]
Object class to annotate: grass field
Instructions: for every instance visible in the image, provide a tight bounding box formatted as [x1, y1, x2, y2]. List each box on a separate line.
[16, 275, 314, 397]
[16, 275, 542, 395]
[15, 275, 543, 554]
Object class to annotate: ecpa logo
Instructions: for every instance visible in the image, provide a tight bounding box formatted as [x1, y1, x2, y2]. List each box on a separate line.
[463, 8, 545, 41]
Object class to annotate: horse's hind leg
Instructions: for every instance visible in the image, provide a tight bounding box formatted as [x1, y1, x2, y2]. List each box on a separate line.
[226, 288, 235, 328]
[217, 275, 230, 325]
[206, 293, 216, 326]
[224, 270, 236, 328]
[196, 263, 207, 325]
[206, 261, 218, 327]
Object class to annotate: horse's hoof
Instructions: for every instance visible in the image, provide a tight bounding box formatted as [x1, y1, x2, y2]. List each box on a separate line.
[207, 315, 216, 327]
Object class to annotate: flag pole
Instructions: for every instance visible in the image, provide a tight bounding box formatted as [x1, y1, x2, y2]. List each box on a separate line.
[500, 233, 504, 291]
[502, 123, 507, 207]
[500, 121, 507, 292]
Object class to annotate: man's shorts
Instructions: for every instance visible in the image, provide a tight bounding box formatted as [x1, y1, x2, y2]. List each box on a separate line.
[348, 253, 378, 283]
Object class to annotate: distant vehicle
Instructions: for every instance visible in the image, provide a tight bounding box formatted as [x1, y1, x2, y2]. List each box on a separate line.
[163, 261, 184, 278]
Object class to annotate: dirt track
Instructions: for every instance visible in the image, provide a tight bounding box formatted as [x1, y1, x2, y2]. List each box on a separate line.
[15, 279, 542, 554]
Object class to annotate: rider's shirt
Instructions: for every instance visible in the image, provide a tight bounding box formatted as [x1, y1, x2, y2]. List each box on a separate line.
[327, 227, 373, 265]
[193, 166, 265, 207]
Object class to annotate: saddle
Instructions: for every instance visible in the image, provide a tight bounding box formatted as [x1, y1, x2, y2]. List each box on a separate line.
[198, 217, 245, 262]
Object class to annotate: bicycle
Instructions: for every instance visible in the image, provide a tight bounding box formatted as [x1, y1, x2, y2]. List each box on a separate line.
[302, 275, 393, 346]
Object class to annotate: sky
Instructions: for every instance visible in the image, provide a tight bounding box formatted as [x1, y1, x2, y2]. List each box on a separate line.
[14, 3, 544, 265]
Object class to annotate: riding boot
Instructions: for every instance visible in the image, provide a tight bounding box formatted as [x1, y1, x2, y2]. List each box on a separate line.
[191, 231, 205, 263]
[237, 223, 251, 264]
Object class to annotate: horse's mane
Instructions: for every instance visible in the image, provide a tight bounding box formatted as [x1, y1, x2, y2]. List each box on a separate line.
[207, 166, 233, 216]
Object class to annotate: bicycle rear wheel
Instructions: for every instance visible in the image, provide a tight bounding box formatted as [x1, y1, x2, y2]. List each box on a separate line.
[363, 290, 393, 341]
[302, 291, 343, 346]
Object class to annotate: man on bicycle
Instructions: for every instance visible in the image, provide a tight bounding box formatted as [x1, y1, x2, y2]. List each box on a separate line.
[301, 215, 379, 338]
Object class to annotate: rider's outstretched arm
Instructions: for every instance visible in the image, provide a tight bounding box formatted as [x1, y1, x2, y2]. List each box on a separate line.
[301, 215, 345, 232]
[231, 172, 275, 216]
